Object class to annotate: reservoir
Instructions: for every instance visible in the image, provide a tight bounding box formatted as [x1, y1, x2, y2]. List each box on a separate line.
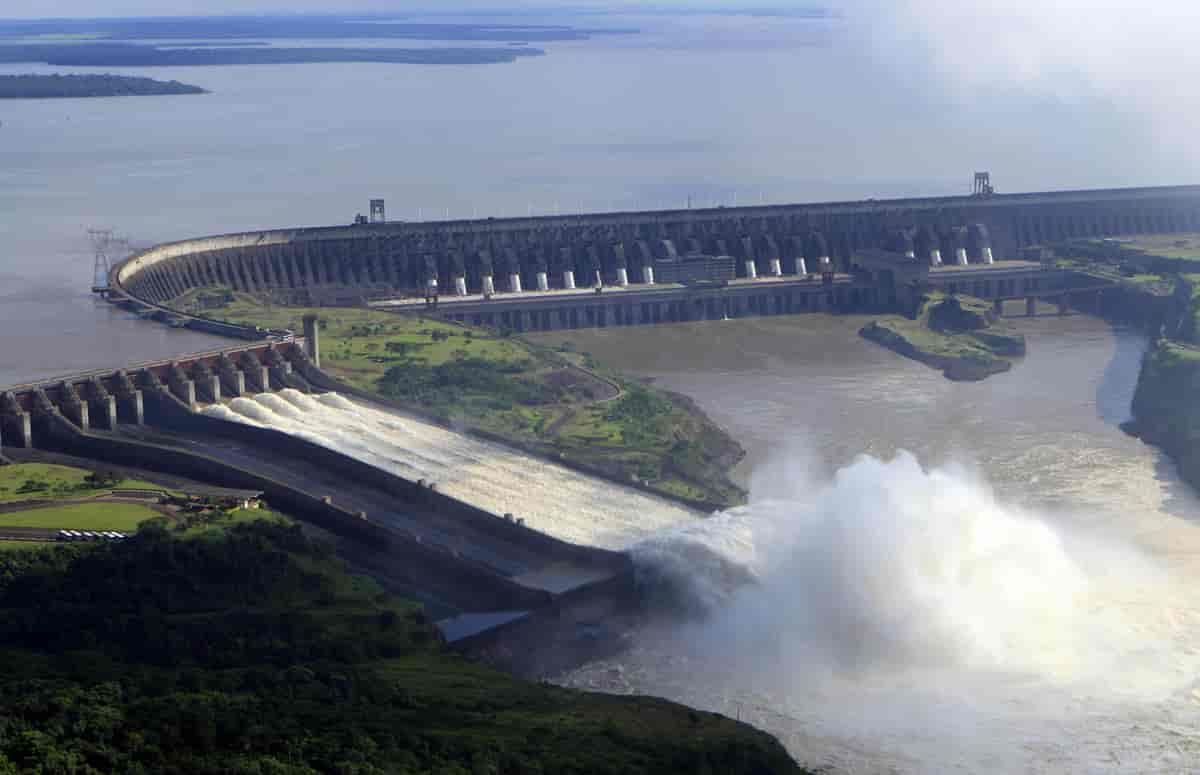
[2, 11, 1192, 388]
[535, 316, 1200, 773]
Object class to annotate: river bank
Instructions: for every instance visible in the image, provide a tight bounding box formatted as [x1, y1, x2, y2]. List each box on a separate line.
[1049, 239, 1200, 495]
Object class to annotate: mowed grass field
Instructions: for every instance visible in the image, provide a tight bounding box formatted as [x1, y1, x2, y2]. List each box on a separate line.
[0, 502, 159, 531]
[0, 463, 166, 504]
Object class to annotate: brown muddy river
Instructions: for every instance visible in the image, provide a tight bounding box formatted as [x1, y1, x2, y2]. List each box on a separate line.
[531, 314, 1200, 774]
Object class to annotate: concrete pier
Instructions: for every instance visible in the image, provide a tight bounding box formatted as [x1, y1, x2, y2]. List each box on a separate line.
[302, 314, 321, 368]
[563, 270, 576, 290]
[168, 371, 196, 408]
[190, 362, 221, 404]
[509, 273, 522, 293]
[113, 372, 144, 425]
[482, 275, 495, 296]
[241, 353, 270, 393]
[536, 271, 549, 291]
[217, 354, 246, 397]
[3, 412, 32, 450]
[57, 382, 89, 431]
[0, 393, 32, 450]
[86, 378, 118, 430]
[454, 276, 468, 296]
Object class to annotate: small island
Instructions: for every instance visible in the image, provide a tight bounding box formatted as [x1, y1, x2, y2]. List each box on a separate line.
[0, 73, 207, 99]
[860, 292, 1027, 381]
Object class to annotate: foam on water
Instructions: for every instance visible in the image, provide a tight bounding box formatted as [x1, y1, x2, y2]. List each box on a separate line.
[563, 450, 1200, 772]
[205, 390, 699, 549]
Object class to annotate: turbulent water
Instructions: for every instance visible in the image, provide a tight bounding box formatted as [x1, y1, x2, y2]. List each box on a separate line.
[543, 314, 1200, 774]
[200, 388, 698, 549]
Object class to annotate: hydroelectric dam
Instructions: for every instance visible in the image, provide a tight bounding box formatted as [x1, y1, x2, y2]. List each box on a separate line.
[102, 183, 1200, 333]
[5, 182, 1199, 665]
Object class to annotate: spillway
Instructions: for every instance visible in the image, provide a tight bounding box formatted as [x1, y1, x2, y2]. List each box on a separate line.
[202, 389, 700, 550]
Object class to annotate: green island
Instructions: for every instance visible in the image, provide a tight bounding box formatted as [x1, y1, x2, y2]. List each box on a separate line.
[0, 517, 804, 774]
[170, 290, 746, 508]
[859, 292, 1027, 381]
[0, 73, 206, 99]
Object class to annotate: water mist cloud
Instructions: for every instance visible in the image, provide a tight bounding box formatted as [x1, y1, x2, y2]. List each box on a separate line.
[639, 449, 1182, 693]
[840, 0, 1200, 179]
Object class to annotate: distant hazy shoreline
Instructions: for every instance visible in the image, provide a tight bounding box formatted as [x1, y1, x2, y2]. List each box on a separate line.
[0, 73, 207, 99]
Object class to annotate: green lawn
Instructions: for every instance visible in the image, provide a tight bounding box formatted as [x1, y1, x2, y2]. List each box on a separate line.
[0, 502, 159, 531]
[0, 463, 169, 504]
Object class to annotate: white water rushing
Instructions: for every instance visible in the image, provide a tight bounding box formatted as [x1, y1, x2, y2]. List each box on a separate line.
[201, 390, 699, 549]
[565, 450, 1200, 773]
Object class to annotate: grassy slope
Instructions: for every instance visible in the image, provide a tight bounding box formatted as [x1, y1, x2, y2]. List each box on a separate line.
[0, 520, 806, 774]
[170, 290, 745, 507]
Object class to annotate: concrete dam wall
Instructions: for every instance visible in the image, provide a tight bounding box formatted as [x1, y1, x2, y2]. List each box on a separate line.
[111, 185, 1200, 307]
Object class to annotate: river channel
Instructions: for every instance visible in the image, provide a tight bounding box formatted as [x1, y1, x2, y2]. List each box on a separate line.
[532, 314, 1200, 773]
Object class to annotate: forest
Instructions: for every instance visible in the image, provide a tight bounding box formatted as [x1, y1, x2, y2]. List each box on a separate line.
[0, 520, 805, 774]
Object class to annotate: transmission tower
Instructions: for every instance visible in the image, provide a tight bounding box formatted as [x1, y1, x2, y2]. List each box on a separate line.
[88, 229, 131, 293]
[88, 228, 113, 292]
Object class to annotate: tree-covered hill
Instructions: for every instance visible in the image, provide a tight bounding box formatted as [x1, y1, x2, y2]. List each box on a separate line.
[0, 522, 805, 774]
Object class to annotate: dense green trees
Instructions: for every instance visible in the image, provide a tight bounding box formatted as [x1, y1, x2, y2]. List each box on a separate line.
[0, 522, 804, 774]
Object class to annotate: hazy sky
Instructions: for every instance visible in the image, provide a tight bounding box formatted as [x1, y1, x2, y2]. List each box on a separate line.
[2, 1, 741, 18]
